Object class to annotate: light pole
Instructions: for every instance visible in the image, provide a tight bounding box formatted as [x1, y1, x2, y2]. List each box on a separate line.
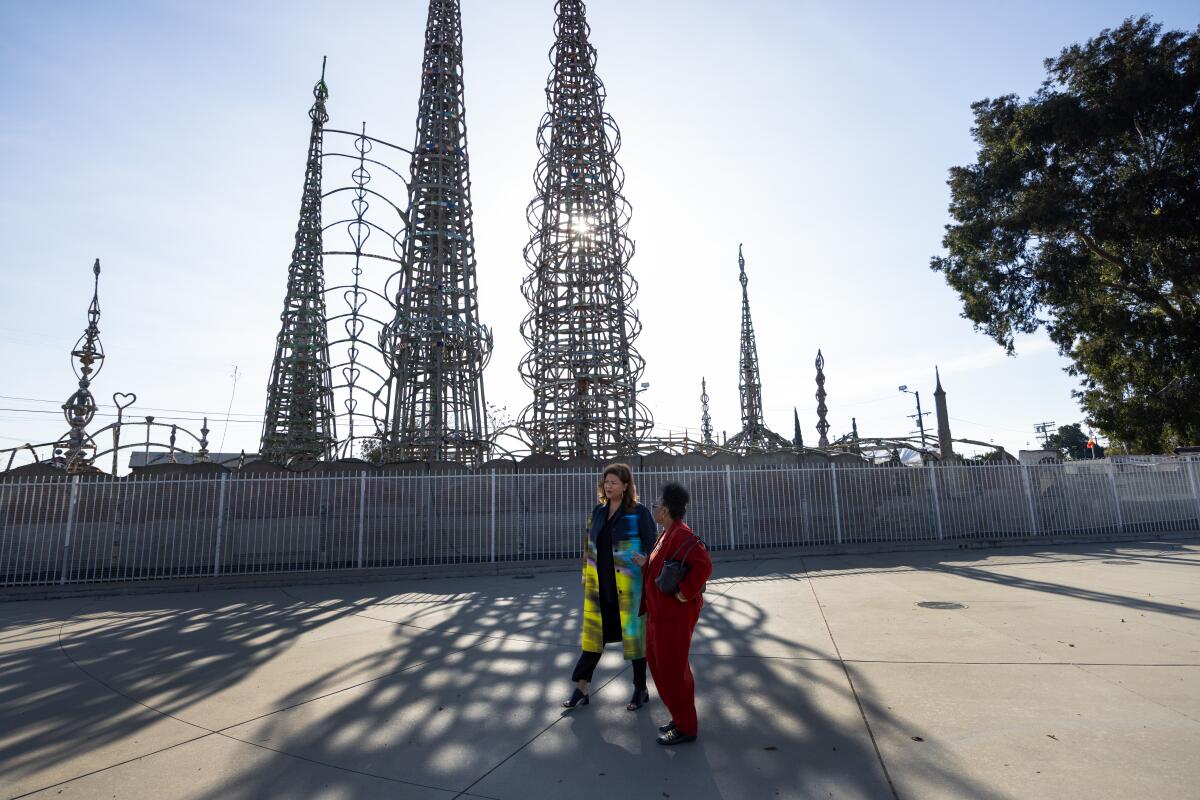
[898, 385, 929, 448]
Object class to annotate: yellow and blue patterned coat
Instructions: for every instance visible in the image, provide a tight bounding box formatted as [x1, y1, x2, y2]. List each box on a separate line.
[581, 502, 657, 659]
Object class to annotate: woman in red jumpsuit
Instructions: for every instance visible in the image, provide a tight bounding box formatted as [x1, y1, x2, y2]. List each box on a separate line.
[644, 481, 713, 745]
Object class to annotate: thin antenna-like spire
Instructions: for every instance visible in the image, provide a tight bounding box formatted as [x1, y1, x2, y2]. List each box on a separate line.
[260, 62, 337, 465]
[727, 245, 788, 452]
[382, 0, 492, 464]
[700, 378, 715, 446]
[793, 407, 804, 448]
[815, 349, 830, 448]
[59, 259, 105, 472]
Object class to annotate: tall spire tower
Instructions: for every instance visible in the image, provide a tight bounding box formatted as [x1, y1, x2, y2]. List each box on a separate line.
[933, 367, 956, 462]
[382, 0, 492, 464]
[727, 245, 789, 452]
[518, 0, 651, 459]
[260, 61, 337, 465]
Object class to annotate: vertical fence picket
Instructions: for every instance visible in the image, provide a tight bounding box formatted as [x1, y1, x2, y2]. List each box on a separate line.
[723, 465, 736, 550]
[1106, 461, 1124, 532]
[829, 464, 843, 545]
[1020, 465, 1039, 535]
[928, 465, 944, 541]
[212, 474, 227, 576]
[58, 476, 80, 585]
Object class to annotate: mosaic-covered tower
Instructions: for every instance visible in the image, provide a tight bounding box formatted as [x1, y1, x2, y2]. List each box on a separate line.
[517, 0, 651, 459]
[260, 62, 337, 465]
[381, 0, 492, 464]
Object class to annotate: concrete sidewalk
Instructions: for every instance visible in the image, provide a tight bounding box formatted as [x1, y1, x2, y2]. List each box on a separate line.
[1, 537, 1197, 800]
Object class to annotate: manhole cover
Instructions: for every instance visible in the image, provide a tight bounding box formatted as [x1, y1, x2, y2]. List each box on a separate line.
[917, 601, 966, 610]
[1102, 560, 1136, 565]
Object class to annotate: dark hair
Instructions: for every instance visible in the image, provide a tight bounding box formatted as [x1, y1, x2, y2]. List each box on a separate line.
[659, 481, 689, 520]
[597, 463, 639, 511]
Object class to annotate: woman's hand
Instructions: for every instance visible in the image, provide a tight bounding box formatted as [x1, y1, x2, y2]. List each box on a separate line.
[631, 551, 647, 567]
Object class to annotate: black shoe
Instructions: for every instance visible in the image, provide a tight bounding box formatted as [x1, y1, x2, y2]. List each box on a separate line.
[626, 688, 649, 711]
[656, 728, 697, 746]
[658, 720, 676, 734]
[562, 687, 590, 709]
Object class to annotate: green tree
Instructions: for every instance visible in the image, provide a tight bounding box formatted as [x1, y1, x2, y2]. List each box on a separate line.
[931, 17, 1200, 453]
[1046, 423, 1104, 460]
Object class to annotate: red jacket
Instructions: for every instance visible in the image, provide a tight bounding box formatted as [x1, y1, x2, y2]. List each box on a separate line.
[642, 519, 713, 616]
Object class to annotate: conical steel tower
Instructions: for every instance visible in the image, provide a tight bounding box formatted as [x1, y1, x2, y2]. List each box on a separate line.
[260, 61, 337, 465]
[381, 0, 492, 464]
[517, 0, 651, 460]
[727, 245, 789, 452]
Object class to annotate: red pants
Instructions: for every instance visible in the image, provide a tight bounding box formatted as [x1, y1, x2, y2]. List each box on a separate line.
[646, 602, 702, 735]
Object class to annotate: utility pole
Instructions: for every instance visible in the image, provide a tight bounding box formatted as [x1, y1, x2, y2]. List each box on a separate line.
[1034, 421, 1056, 449]
[899, 385, 930, 447]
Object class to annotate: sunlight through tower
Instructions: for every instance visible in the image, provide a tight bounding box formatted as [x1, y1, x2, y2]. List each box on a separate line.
[517, 0, 652, 460]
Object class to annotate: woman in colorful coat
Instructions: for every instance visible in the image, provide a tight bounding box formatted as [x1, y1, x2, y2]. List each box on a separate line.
[562, 462, 657, 711]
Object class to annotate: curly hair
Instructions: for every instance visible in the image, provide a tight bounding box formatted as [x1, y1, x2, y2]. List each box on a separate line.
[597, 462, 639, 511]
[659, 481, 689, 520]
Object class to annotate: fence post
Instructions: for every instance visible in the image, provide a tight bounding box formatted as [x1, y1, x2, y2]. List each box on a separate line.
[1185, 456, 1200, 531]
[59, 475, 81, 585]
[829, 463, 843, 545]
[212, 473, 227, 577]
[723, 465, 736, 550]
[1020, 465, 1039, 535]
[1106, 460, 1124, 532]
[357, 471, 367, 569]
[489, 470, 497, 563]
[928, 465, 944, 540]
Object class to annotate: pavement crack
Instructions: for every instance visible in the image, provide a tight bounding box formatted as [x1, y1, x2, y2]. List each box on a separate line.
[800, 557, 901, 800]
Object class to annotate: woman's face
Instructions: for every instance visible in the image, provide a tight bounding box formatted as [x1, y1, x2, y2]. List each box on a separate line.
[602, 473, 628, 503]
[653, 502, 671, 526]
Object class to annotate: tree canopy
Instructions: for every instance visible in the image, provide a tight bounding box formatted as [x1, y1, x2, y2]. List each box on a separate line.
[1046, 423, 1104, 460]
[931, 16, 1200, 453]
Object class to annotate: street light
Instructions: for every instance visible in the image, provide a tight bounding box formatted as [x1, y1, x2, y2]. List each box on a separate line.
[898, 385, 928, 448]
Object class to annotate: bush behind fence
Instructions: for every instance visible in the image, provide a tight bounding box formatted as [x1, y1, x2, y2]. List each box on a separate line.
[2, 461, 1199, 588]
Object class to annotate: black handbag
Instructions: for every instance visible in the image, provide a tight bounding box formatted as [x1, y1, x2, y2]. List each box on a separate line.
[654, 535, 704, 595]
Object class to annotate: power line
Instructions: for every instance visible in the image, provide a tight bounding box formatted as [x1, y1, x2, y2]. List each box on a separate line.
[0, 395, 261, 418]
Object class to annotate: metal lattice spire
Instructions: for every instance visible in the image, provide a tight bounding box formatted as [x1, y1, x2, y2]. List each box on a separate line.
[59, 259, 105, 472]
[518, 0, 651, 459]
[700, 378, 715, 446]
[727, 245, 789, 452]
[260, 60, 337, 465]
[815, 349, 830, 447]
[381, 0, 492, 464]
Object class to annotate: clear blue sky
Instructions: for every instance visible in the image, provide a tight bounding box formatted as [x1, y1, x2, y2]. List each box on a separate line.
[1, 0, 1196, 466]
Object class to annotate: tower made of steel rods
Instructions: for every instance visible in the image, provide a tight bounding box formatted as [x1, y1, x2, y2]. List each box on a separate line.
[381, 0, 492, 464]
[518, 0, 651, 460]
[260, 62, 337, 465]
[727, 245, 789, 452]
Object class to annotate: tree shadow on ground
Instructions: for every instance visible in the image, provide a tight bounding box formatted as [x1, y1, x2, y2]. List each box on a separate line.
[0, 591, 368, 797]
[5, 535, 1195, 798]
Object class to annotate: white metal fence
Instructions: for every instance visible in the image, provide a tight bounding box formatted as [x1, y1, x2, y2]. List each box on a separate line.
[2, 460, 1199, 588]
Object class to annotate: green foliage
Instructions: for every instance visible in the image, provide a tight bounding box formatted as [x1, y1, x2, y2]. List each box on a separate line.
[1046, 423, 1104, 459]
[931, 16, 1200, 453]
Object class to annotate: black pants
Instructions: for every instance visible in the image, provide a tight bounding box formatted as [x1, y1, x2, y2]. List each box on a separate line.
[571, 650, 647, 691]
